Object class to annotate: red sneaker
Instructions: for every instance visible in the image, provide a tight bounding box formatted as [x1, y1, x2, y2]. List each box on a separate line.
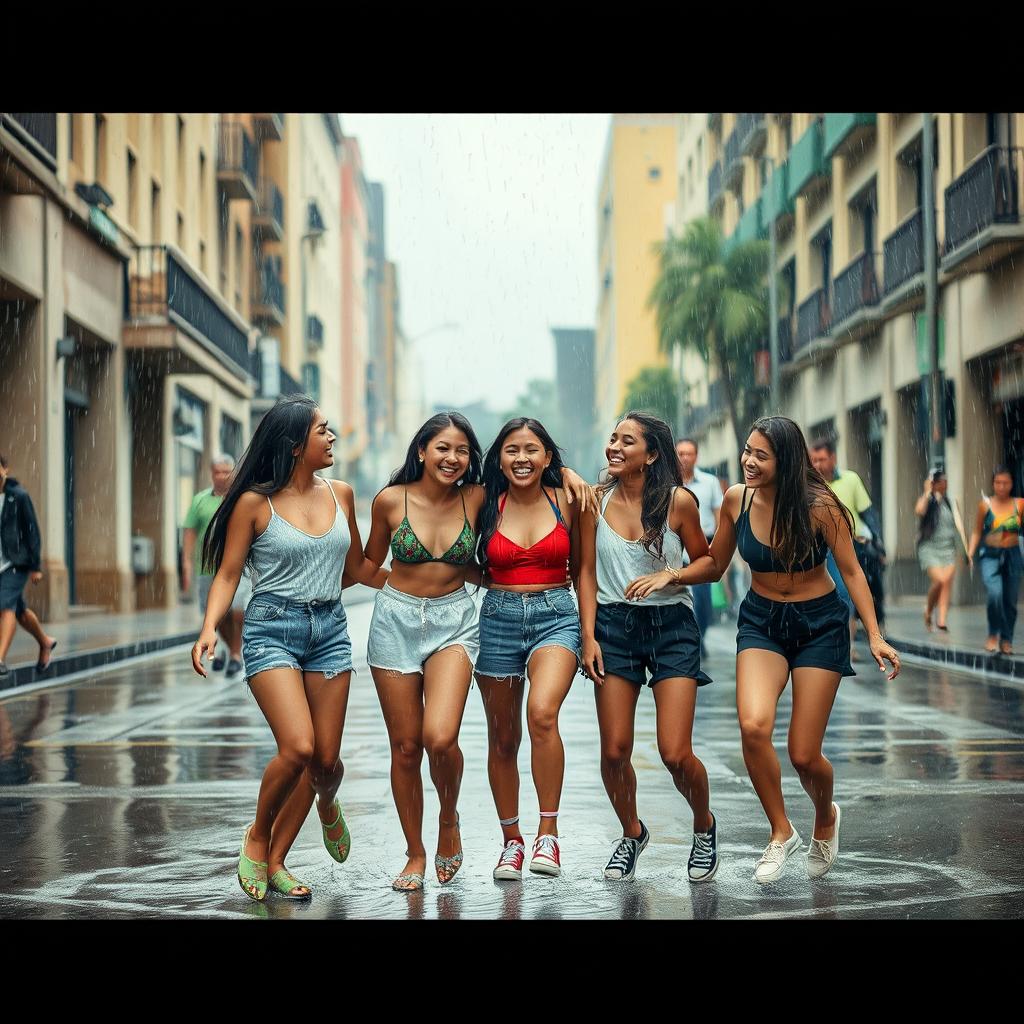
[529, 834, 561, 877]
[493, 837, 526, 881]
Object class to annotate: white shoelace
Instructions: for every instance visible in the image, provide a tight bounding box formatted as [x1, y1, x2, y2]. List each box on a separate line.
[758, 841, 788, 866]
[607, 837, 637, 872]
[533, 835, 558, 859]
[808, 836, 834, 861]
[499, 840, 525, 865]
[690, 831, 714, 867]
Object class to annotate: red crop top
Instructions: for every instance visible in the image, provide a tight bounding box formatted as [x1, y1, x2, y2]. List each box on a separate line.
[486, 490, 571, 585]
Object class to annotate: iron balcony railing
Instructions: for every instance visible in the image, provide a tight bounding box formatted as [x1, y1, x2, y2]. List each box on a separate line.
[217, 121, 259, 188]
[3, 112, 57, 169]
[708, 159, 724, 207]
[255, 178, 285, 233]
[796, 288, 831, 352]
[255, 259, 286, 316]
[724, 128, 742, 184]
[944, 145, 1022, 252]
[832, 251, 880, 325]
[883, 209, 924, 295]
[128, 245, 249, 373]
[737, 113, 766, 155]
[250, 348, 303, 399]
[777, 315, 793, 364]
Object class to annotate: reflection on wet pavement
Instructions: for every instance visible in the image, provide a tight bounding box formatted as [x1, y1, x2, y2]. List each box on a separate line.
[1, 602, 1022, 919]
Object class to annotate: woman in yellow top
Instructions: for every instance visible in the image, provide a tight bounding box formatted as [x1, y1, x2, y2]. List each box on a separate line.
[967, 466, 1024, 655]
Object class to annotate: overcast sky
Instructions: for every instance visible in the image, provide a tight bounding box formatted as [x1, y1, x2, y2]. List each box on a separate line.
[340, 114, 610, 412]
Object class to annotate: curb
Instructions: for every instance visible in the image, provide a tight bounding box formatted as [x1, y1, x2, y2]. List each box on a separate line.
[886, 634, 1024, 681]
[0, 632, 195, 695]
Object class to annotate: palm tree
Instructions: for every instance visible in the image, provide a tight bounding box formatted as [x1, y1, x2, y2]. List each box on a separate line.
[619, 365, 678, 425]
[648, 216, 770, 468]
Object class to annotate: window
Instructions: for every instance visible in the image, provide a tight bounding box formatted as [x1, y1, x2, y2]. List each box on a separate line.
[177, 211, 185, 251]
[199, 240, 206, 275]
[127, 150, 137, 227]
[151, 181, 161, 242]
[234, 224, 243, 309]
[220, 414, 243, 459]
[94, 113, 107, 184]
[177, 115, 186, 198]
[199, 148, 207, 238]
[67, 115, 74, 167]
[648, 166, 661, 181]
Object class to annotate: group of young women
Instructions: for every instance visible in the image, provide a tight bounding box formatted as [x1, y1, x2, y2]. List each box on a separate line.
[191, 397, 901, 902]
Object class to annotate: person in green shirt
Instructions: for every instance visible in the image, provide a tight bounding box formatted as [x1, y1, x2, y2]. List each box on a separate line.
[183, 454, 249, 677]
[809, 438, 887, 656]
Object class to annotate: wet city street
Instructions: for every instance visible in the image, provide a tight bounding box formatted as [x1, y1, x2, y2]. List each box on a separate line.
[1, 598, 1023, 920]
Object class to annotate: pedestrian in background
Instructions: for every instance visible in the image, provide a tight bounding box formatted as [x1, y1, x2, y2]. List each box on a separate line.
[675, 438, 723, 658]
[967, 466, 1024, 656]
[915, 469, 960, 632]
[192, 397, 387, 902]
[0, 453, 57, 679]
[183, 454, 250, 679]
[809, 438, 887, 658]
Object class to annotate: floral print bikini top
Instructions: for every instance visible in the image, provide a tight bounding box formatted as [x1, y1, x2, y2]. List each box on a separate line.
[390, 486, 477, 565]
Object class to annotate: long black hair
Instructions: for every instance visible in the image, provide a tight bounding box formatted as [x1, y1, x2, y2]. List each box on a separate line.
[600, 409, 694, 558]
[918, 470, 950, 545]
[476, 417, 566, 572]
[748, 415, 853, 574]
[202, 395, 318, 573]
[385, 411, 483, 489]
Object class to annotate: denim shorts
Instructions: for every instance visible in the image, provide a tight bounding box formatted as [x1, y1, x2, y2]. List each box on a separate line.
[736, 588, 854, 677]
[367, 583, 479, 674]
[0, 567, 28, 614]
[476, 586, 582, 679]
[241, 593, 353, 682]
[595, 601, 712, 688]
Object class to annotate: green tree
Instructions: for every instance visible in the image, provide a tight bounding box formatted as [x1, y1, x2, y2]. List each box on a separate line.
[648, 216, 769, 467]
[501, 378, 562, 436]
[619, 364, 678, 426]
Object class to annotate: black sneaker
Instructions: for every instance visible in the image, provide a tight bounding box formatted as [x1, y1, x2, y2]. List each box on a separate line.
[226, 658, 243, 679]
[212, 655, 226, 672]
[688, 812, 719, 883]
[603, 820, 650, 881]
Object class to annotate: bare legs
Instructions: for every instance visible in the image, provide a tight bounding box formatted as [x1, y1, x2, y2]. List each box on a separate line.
[372, 644, 473, 888]
[0, 606, 58, 668]
[925, 564, 956, 630]
[477, 645, 577, 841]
[594, 673, 711, 838]
[736, 649, 841, 843]
[217, 609, 244, 660]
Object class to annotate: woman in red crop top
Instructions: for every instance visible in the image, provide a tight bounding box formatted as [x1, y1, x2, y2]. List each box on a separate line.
[474, 418, 586, 881]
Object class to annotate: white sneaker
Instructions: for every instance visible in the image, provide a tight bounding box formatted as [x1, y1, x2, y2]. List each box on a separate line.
[753, 825, 802, 884]
[493, 838, 526, 881]
[806, 803, 841, 879]
[529, 834, 562, 877]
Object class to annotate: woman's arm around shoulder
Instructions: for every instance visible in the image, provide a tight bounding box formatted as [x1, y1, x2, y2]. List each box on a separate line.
[364, 486, 398, 568]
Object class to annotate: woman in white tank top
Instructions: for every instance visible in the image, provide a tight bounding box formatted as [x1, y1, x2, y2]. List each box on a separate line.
[191, 397, 387, 903]
[578, 412, 721, 884]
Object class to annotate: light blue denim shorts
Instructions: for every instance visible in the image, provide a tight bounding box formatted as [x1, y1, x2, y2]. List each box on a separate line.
[241, 593, 353, 682]
[475, 586, 582, 679]
[367, 583, 479, 674]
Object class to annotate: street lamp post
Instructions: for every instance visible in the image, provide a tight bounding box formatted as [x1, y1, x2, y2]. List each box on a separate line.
[921, 112, 945, 472]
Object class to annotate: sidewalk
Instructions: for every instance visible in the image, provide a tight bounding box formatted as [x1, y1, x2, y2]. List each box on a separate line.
[883, 596, 1024, 680]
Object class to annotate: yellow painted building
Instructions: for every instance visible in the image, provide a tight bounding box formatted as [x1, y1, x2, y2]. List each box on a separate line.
[596, 114, 679, 425]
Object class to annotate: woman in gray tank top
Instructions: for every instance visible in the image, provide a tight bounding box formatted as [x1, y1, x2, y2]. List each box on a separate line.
[192, 397, 387, 903]
[578, 411, 721, 884]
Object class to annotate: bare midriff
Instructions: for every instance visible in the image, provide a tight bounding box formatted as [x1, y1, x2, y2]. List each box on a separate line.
[748, 563, 837, 604]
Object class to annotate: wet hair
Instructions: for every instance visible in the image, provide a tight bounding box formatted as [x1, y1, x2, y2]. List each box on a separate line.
[476, 417, 565, 572]
[601, 410, 696, 558]
[747, 416, 853, 575]
[918, 489, 951, 545]
[203, 396, 318, 573]
[385, 412, 483, 488]
[809, 436, 837, 456]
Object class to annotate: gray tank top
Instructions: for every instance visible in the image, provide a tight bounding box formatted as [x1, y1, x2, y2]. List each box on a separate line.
[596, 487, 692, 609]
[247, 481, 350, 601]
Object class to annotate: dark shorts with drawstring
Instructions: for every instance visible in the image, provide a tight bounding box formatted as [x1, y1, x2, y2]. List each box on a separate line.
[736, 589, 855, 677]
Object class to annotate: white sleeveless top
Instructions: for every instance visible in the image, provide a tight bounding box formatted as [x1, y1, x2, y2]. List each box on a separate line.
[596, 487, 692, 608]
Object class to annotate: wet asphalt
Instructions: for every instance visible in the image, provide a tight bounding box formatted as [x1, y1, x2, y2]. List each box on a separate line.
[1, 599, 1022, 920]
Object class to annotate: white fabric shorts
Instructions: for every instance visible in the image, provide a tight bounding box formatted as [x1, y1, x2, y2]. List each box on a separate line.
[367, 582, 479, 674]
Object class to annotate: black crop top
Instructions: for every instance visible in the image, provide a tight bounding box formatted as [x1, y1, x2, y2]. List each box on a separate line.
[736, 488, 829, 574]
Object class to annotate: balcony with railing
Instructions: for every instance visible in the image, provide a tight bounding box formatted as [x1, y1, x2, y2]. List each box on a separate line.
[127, 245, 250, 379]
[708, 159, 724, 209]
[823, 113, 876, 160]
[724, 128, 743, 190]
[253, 179, 284, 241]
[250, 347, 303, 401]
[306, 314, 324, 350]
[882, 208, 924, 310]
[777, 315, 794, 366]
[796, 288, 831, 354]
[737, 113, 766, 156]
[831, 251, 881, 338]
[253, 113, 285, 142]
[252, 259, 286, 325]
[787, 120, 829, 202]
[217, 121, 258, 203]
[1, 112, 57, 171]
[942, 146, 1024, 276]
[763, 159, 794, 227]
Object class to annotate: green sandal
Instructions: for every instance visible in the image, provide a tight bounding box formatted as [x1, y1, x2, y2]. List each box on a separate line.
[269, 868, 313, 900]
[238, 824, 268, 902]
[321, 799, 351, 864]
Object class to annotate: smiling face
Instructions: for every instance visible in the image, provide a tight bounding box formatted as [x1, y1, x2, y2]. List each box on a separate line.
[420, 425, 471, 485]
[606, 419, 654, 479]
[296, 409, 336, 470]
[500, 426, 551, 490]
[741, 430, 778, 488]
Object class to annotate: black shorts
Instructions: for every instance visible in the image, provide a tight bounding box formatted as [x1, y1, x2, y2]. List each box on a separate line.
[736, 589, 855, 677]
[595, 601, 712, 688]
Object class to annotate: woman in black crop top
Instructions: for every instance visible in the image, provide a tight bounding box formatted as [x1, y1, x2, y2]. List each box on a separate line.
[706, 416, 900, 885]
